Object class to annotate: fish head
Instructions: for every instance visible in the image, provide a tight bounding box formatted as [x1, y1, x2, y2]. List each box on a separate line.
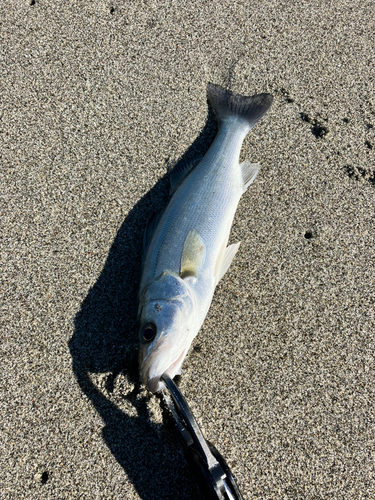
[138, 272, 197, 392]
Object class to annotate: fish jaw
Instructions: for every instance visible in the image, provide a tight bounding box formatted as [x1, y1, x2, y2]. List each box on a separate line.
[139, 327, 192, 392]
[140, 342, 189, 392]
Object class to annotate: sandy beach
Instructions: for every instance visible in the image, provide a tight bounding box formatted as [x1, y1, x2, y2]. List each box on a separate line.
[1, 1, 374, 498]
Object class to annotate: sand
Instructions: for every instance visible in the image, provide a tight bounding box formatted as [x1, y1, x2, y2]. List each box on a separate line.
[1, 1, 374, 499]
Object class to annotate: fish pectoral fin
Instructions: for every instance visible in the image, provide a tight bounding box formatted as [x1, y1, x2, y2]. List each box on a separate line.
[215, 242, 241, 284]
[180, 230, 206, 279]
[169, 156, 203, 194]
[241, 161, 259, 193]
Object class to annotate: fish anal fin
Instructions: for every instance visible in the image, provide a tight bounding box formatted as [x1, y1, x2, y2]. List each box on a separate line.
[241, 161, 259, 193]
[180, 230, 206, 279]
[215, 242, 241, 284]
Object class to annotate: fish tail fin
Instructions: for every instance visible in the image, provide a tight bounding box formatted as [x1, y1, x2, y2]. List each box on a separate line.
[207, 83, 273, 131]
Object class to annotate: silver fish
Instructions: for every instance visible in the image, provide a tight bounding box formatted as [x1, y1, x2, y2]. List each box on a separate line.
[138, 84, 273, 392]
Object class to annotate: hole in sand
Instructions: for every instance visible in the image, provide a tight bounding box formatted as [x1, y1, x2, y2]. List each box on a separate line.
[41, 471, 49, 484]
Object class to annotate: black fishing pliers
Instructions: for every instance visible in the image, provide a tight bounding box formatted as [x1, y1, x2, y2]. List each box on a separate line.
[161, 373, 243, 500]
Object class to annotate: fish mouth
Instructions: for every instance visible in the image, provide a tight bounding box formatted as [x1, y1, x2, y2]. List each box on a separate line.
[143, 347, 188, 393]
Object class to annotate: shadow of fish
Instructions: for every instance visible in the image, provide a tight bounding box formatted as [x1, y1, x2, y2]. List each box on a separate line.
[138, 84, 273, 392]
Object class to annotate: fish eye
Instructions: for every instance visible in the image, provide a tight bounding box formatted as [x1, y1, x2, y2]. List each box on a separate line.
[141, 322, 157, 342]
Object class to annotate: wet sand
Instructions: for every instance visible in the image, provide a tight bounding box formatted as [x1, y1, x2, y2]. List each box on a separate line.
[1, 1, 374, 499]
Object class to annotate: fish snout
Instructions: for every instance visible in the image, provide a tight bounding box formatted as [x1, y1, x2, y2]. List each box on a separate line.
[140, 344, 188, 393]
[145, 375, 165, 393]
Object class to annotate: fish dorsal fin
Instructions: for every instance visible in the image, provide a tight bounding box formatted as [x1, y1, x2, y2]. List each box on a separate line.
[241, 161, 259, 193]
[169, 157, 202, 194]
[180, 230, 206, 279]
[143, 209, 164, 257]
[215, 242, 241, 284]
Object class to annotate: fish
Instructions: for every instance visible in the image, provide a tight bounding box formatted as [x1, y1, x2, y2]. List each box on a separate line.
[138, 83, 273, 392]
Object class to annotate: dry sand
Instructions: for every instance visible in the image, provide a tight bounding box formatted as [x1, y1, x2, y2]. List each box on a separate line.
[1, 1, 374, 499]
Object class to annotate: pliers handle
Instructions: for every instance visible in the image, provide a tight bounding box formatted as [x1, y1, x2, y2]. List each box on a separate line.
[161, 373, 243, 500]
